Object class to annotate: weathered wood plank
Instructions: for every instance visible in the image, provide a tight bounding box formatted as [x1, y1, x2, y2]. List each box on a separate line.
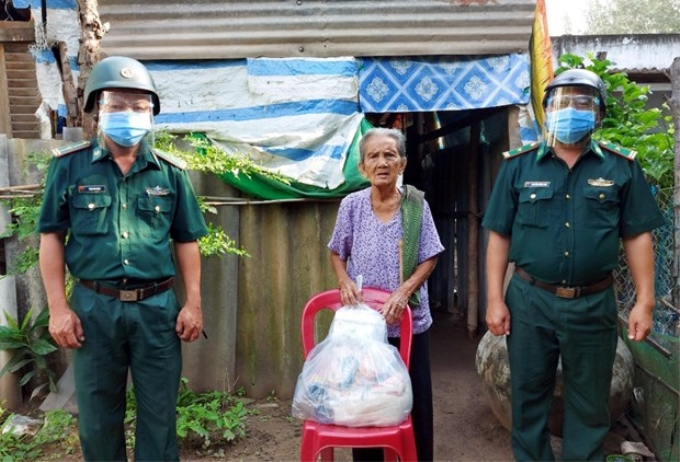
[5, 80, 38, 90]
[11, 115, 40, 124]
[0, 23, 35, 43]
[9, 95, 40, 107]
[0, 46, 12, 136]
[3, 43, 33, 54]
[7, 70, 37, 80]
[6, 88, 37, 97]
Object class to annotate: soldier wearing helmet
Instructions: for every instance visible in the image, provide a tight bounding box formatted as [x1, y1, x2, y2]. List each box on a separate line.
[37, 57, 208, 461]
[482, 69, 664, 461]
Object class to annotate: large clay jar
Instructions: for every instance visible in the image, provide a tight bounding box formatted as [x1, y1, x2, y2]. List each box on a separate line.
[475, 331, 634, 436]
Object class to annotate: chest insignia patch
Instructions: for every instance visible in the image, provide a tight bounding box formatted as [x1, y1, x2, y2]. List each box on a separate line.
[78, 185, 106, 193]
[588, 178, 614, 187]
[524, 181, 551, 188]
[146, 186, 170, 196]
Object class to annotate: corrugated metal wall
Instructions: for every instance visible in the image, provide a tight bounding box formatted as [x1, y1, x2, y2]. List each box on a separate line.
[99, 0, 536, 59]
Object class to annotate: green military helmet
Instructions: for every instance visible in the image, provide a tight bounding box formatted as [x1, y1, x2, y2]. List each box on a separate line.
[83, 56, 161, 115]
[543, 68, 607, 114]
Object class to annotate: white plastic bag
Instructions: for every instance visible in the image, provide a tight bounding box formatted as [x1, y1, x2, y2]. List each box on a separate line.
[292, 303, 412, 427]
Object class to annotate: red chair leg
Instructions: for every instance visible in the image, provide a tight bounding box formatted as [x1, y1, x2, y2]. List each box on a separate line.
[401, 427, 418, 461]
[319, 447, 334, 461]
[383, 447, 400, 461]
[299, 431, 316, 462]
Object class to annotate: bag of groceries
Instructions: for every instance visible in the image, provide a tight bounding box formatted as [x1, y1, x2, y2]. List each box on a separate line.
[292, 303, 412, 427]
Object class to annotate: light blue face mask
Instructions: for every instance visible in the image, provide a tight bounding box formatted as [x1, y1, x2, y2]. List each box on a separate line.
[545, 107, 596, 144]
[100, 112, 152, 147]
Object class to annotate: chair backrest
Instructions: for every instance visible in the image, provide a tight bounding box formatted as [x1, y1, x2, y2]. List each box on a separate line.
[301, 287, 412, 369]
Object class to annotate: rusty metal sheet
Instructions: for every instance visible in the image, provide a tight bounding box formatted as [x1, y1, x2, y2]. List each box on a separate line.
[99, 0, 535, 59]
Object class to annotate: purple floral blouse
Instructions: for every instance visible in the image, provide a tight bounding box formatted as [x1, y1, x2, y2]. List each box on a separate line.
[328, 187, 445, 337]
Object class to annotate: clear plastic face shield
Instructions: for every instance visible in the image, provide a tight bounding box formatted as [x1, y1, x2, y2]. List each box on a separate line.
[97, 91, 155, 148]
[544, 86, 601, 149]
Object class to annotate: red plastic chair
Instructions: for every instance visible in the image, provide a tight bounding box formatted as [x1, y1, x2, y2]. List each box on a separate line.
[299, 288, 417, 462]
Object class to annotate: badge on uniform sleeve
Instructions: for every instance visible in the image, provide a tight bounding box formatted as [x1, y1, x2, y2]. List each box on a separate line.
[146, 186, 170, 196]
[588, 178, 614, 187]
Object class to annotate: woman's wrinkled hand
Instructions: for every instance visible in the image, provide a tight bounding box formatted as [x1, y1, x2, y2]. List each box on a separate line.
[338, 280, 362, 306]
[382, 291, 409, 325]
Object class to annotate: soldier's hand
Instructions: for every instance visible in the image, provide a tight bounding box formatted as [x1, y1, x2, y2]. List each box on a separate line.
[486, 300, 511, 336]
[49, 306, 84, 349]
[176, 304, 203, 342]
[627, 303, 653, 342]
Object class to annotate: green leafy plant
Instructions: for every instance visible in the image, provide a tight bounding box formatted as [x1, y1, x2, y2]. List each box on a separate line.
[123, 377, 249, 453]
[556, 54, 675, 188]
[0, 407, 77, 461]
[0, 308, 58, 392]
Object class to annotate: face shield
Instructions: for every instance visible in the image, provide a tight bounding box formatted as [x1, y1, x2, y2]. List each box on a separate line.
[544, 86, 601, 148]
[97, 91, 155, 148]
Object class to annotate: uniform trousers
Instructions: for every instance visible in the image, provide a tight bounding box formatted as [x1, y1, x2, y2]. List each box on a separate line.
[352, 329, 433, 462]
[505, 274, 618, 462]
[71, 283, 182, 462]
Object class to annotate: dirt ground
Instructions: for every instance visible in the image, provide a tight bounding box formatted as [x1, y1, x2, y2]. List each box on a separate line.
[30, 310, 649, 461]
[210, 311, 514, 462]
[209, 310, 650, 462]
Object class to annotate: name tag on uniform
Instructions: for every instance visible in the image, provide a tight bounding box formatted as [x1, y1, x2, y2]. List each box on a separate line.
[588, 178, 614, 187]
[78, 185, 106, 193]
[524, 181, 550, 188]
[146, 186, 170, 196]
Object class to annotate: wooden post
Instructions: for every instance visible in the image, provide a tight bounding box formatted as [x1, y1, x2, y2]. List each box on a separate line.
[76, 0, 106, 138]
[467, 121, 480, 339]
[58, 41, 79, 128]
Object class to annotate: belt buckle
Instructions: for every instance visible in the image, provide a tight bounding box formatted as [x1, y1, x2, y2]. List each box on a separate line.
[119, 289, 138, 302]
[555, 286, 576, 299]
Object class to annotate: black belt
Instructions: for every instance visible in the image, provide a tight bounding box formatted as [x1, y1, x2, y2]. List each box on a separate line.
[515, 267, 613, 299]
[79, 277, 175, 302]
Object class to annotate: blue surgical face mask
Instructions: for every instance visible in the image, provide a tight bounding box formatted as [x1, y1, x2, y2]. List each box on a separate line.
[100, 112, 152, 147]
[545, 107, 596, 144]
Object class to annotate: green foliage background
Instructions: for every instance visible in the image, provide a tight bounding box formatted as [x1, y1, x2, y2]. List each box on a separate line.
[556, 54, 675, 188]
[583, 0, 680, 34]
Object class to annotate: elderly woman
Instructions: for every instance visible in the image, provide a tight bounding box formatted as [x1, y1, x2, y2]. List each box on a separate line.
[328, 127, 445, 462]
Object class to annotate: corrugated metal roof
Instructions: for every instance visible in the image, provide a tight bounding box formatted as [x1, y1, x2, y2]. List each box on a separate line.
[99, 0, 536, 60]
[552, 34, 680, 75]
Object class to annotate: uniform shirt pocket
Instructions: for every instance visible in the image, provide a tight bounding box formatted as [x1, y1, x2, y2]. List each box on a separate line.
[516, 186, 554, 228]
[582, 186, 620, 229]
[71, 193, 112, 235]
[137, 195, 173, 239]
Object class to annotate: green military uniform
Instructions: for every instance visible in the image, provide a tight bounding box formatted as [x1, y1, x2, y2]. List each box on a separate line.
[38, 139, 208, 461]
[482, 139, 664, 461]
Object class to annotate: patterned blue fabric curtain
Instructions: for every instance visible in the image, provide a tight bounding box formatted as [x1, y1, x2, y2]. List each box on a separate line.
[359, 54, 531, 113]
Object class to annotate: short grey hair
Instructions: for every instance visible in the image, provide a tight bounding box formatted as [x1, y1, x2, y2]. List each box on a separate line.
[358, 127, 407, 162]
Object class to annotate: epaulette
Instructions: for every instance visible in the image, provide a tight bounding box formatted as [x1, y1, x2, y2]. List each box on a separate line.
[502, 141, 540, 160]
[51, 140, 91, 158]
[152, 149, 187, 170]
[598, 141, 636, 161]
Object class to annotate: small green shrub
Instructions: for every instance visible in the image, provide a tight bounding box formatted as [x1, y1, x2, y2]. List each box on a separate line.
[0, 308, 58, 393]
[0, 406, 77, 461]
[124, 377, 249, 452]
